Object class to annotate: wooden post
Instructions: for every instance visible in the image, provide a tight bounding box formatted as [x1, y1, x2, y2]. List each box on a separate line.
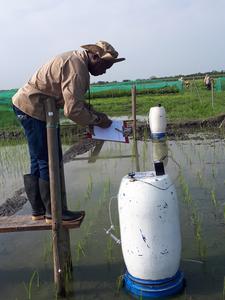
[45, 98, 72, 297]
[133, 139, 140, 172]
[59, 159, 73, 274]
[132, 85, 137, 140]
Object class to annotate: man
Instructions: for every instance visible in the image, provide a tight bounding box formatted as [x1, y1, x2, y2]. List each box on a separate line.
[204, 74, 211, 90]
[12, 41, 125, 223]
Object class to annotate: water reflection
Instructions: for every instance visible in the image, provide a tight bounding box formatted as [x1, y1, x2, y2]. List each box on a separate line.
[152, 139, 168, 167]
[0, 136, 225, 299]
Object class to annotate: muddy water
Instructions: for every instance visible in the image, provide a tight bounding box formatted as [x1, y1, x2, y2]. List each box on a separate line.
[0, 136, 225, 300]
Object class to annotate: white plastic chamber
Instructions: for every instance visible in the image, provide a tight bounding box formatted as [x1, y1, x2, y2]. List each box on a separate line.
[118, 171, 181, 280]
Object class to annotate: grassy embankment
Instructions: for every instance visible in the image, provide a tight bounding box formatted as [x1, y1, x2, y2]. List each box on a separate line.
[0, 80, 225, 130]
[91, 79, 225, 124]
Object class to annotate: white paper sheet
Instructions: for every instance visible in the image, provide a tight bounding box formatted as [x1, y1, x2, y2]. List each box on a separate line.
[92, 120, 128, 143]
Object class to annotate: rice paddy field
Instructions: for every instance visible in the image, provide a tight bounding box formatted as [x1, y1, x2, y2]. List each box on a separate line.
[0, 131, 225, 300]
[1, 78, 225, 299]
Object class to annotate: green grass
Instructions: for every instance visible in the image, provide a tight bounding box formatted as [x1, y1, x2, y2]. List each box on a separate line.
[91, 88, 225, 122]
[88, 86, 179, 99]
[0, 110, 20, 129]
[1, 80, 225, 130]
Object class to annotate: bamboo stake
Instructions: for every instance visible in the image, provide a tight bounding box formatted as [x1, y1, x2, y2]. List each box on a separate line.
[192, 77, 203, 104]
[45, 98, 71, 297]
[211, 81, 214, 109]
[132, 85, 137, 140]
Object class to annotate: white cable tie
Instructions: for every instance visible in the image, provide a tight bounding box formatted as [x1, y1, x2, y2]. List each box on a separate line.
[110, 233, 121, 244]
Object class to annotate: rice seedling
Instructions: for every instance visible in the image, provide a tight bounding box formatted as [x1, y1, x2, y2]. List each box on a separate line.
[84, 174, 93, 202]
[179, 172, 192, 206]
[23, 270, 40, 300]
[42, 237, 52, 264]
[223, 276, 225, 300]
[106, 236, 114, 264]
[115, 275, 124, 295]
[143, 126, 149, 142]
[191, 207, 207, 260]
[210, 189, 218, 208]
[76, 240, 86, 262]
[196, 170, 204, 187]
[179, 153, 207, 259]
[100, 178, 111, 205]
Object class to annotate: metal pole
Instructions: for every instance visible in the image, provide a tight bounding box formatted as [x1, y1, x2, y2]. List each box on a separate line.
[132, 85, 137, 140]
[45, 97, 71, 297]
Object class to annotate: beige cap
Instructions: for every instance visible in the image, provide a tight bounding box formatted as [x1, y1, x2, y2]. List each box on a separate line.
[81, 41, 125, 63]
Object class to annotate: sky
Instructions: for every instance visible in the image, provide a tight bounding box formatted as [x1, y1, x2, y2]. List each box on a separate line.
[1, 0, 225, 89]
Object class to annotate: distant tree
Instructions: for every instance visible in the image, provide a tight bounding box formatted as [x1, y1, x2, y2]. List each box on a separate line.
[96, 81, 108, 85]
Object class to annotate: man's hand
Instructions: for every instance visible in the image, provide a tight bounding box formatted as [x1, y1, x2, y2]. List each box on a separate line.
[88, 125, 95, 136]
[94, 112, 112, 128]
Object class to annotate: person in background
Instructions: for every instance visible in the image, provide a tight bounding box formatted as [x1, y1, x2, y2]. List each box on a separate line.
[178, 76, 184, 88]
[12, 41, 125, 224]
[178, 76, 184, 82]
[184, 80, 190, 89]
[204, 74, 212, 90]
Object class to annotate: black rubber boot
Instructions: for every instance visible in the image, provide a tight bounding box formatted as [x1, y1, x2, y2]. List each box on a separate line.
[23, 174, 45, 220]
[38, 178, 84, 224]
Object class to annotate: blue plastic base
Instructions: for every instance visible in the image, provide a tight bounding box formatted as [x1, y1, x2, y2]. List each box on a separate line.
[123, 270, 185, 298]
[151, 132, 166, 140]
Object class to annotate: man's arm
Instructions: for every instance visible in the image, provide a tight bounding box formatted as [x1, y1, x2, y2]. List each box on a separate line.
[61, 67, 111, 127]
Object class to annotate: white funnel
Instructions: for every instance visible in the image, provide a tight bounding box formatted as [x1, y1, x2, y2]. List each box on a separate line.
[149, 104, 167, 140]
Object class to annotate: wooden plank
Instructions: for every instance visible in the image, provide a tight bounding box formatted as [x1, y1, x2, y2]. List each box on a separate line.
[0, 212, 85, 233]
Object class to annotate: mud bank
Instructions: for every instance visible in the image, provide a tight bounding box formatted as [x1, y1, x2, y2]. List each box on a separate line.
[137, 113, 225, 140]
[1, 114, 225, 141]
[0, 124, 85, 141]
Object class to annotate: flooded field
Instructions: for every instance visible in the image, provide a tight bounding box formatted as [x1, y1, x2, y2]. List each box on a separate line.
[0, 134, 225, 300]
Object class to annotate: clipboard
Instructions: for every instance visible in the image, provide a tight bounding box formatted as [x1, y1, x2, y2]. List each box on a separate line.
[88, 120, 129, 143]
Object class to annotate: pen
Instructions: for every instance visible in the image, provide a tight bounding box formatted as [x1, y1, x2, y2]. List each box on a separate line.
[115, 128, 123, 133]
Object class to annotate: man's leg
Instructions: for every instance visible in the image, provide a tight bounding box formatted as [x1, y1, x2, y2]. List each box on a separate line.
[13, 105, 46, 219]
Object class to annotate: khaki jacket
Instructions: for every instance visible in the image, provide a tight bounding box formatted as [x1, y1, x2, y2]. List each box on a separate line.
[12, 50, 98, 126]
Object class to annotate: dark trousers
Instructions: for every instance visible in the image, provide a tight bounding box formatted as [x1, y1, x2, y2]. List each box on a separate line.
[13, 105, 62, 181]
